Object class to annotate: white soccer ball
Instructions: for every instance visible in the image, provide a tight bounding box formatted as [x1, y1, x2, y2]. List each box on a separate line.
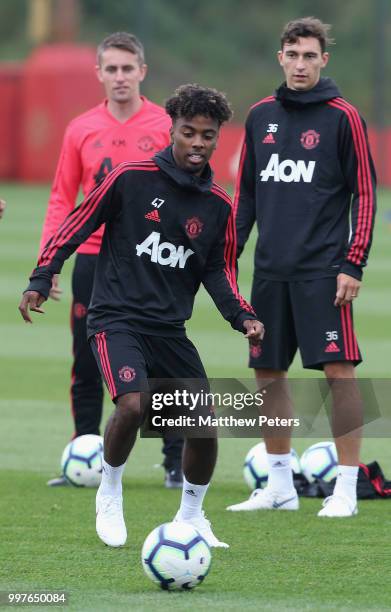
[142, 522, 211, 590]
[243, 442, 301, 490]
[61, 434, 104, 487]
[300, 441, 338, 483]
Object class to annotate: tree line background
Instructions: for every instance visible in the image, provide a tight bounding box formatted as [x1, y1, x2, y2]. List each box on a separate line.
[1, 0, 390, 122]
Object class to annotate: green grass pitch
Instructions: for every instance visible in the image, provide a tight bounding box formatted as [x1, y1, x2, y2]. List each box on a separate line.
[0, 183, 390, 611]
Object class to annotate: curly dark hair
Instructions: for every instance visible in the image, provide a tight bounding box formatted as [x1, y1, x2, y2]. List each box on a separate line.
[165, 84, 233, 126]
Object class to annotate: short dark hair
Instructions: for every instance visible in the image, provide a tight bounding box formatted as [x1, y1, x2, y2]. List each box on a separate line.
[281, 17, 333, 53]
[165, 84, 233, 127]
[97, 32, 145, 66]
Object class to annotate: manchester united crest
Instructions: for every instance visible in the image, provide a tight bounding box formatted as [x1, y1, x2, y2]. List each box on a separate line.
[137, 136, 158, 152]
[73, 302, 87, 319]
[185, 216, 203, 239]
[300, 129, 320, 150]
[250, 344, 262, 358]
[119, 366, 136, 383]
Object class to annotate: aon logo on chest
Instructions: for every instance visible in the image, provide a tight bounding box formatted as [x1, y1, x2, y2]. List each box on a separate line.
[260, 153, 316, 183]
[136, 231, 194, 268]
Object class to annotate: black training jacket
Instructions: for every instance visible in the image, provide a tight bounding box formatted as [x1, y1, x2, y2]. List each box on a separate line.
[27, 146, 255, 337]
[235, 78, 376, 281]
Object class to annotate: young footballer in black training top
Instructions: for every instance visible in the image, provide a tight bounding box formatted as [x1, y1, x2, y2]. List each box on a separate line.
[20, 84, 264, 548]
[227, 18, 376, 517]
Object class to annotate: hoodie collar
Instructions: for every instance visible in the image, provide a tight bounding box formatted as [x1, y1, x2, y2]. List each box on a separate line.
[153, 146, 213, 193]
[275, 77, 342, 108]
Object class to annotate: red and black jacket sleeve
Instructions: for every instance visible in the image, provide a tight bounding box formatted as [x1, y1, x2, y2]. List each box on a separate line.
[202, 195, 257, 333]
[330, 98, 377, 280]
[234, 119, 256, 259]
[26, 165, 125, 298]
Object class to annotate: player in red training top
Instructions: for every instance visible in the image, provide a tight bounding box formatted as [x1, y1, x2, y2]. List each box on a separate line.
[40, 32, 184, 488]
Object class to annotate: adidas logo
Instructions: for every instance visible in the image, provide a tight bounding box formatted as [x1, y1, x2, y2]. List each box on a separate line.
[185, 489, 197, 497]
[145, 209, 161, 222]
[262, 133, 275, 144]
[325, 341, 340, 353]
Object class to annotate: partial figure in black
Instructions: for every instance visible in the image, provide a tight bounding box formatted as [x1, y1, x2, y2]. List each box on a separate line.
[227, 17, 376, 518]
[20, 84, 264, 548]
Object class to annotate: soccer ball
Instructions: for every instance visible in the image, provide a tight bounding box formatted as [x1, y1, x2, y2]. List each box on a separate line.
[61, 434, 103, 487]
[300, 441, 338, 483]
[243, 442, 301, 490]
[142, 522, 211, 590]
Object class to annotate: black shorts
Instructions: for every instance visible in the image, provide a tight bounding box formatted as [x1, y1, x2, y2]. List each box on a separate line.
[89, 329, 208, 400]
[250, 277, 362, 371]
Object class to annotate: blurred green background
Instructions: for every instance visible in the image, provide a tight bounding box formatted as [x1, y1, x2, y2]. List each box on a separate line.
[0, 0, 390, 122]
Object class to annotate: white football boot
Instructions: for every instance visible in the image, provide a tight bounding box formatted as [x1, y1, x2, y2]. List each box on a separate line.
[317, 494, 358, 517]
[96, 488, 127, 547]
[227, 487, 299, 512]
[174, 511, 229, 548]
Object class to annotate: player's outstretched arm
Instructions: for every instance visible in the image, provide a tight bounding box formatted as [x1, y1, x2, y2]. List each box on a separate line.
[22, 167, 124, 319]
[19, 291, 47, 323]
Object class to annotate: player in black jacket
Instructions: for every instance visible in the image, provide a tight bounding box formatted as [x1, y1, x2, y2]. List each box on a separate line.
[227, 18, 376, 518]
[20, 84, 264, 548]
